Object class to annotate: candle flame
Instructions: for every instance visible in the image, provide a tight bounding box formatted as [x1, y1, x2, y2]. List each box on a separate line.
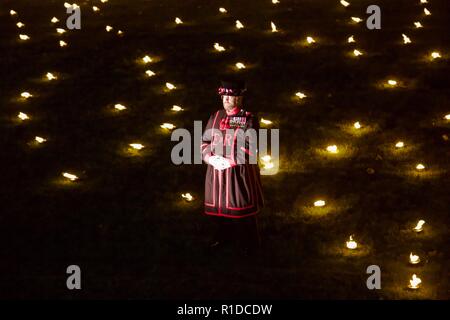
[62, 172, 78, 181]
[271, 22, 278, 33]
[260, 118, 272, 125]
[219, 7, 227, 13]
[175, 17, 183, 24]
[59, 40, 67, 47]
[347, 35, 355, 43]
[346, 235, 358, 249]
[235, 62, 246, 69]
[414, 219, 425, 232]
[444, 114, 450, 120]
[326, 145, 338, 153]
[56, 28, 66, 34]
[306, 36, 315, 44]
[236, 20, 244, 29]
[340, 0, 350, 7]
[416, 163, 425, 170]
[165, 82, 176, 90]
[10, 10, 17, 16]
[351, 17, 362, 23]
[402, 34, 411, 44]
[19, 34, 30, 41]
[106, 25, 113, 32]
[424, 8, 431, 16]
[409, 253, 420, 264]
[314, 200, 326, 207]
[171, 105, 183, 112]
[142, 55, 152, 64]
[145, 70, 155, 77]
[46, 72, 57, 80]
[35, 136, 47, 144]
[395, 141, 404, 148]
[129, 143, 144, 150]
[51, 17, 59, 23]
[21, 92, 32, 99]
[408, 274, 422, 289]
[353, 49, 363, 56]
[93, 6, 100, 12]
[295, 92, 307, 99]
[414, 21, 423, 28]
[182, 193, 194, 202]
[353, 121, 361, 129]
[387, 79, 397, 86]
[430, 52, 441, 60]
[114, 104, 126, 111]
[17, 22, 25, 28]
[18, 112, 29, 120]
[161, 123, 176, 130]
[214, 43, 225, 52]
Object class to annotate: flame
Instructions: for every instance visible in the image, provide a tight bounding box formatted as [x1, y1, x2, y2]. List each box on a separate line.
[326, 145, 338, 153]
[17, 22, 25, 28]
[414, 220, 425, 232]
[145, 70, 155, 77]
[314, 200, 326, 207]
[10, 10, 17, 16]
[416, 163, 425, 170]
[295, 92, 307, 99]
[182, 193, 194, 202]
[261, 155, 272, 163]
[62, 172, 78, 181]
[21, 92, 32, 99]
[175, 17, 183, 24]
[161, 123, 176, 130]
[260, 118, 272, 125]
[351, 17, 362, 23]
[424, 8, 431, 15]
[93, 6, 100, 12]
[19, 34, 30, 41]
[402, 34, 411, 44]
[214, 43, 225, 52]
[106, 25, 113, 32]
[18, 112, 29, 120]
[114, 104, 126, 111]
[395, 141, 404, 148]
[353, 49, 363, 57]
[165, 82, 176, 90]
[387, 79, 397, 86]
[51, 17, 59, 23]
[340, 0, 350, 7]
[306, 36, 315, 44]
[346, 235, 358, 249]
[271, 22, 278, 33]
[236, 20, 244, 29]
[409, 253, 420, 264]
[347, 35, 355, 43]
[353, 121, 361, 129]
[420, 0, 428, 3]
[430, 52, 441, 60]
[444, 114, 450, 120]
[219, 7, 227, 13]
[171, 105, 183, 112]
[59, 40, 67, 47]
[272, 0, 280, 4]
[235, 62, 246, 69]
[35, 136, 47, 144]
[46, 72, 57, 80]
[56, 28, 66, 34]
[414, 22, 423, 28]
[408, 274, 422, 289]
[142, 55, 152, 64]
[129, 143, 144, 150]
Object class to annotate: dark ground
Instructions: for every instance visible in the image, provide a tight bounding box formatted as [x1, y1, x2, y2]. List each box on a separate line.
[0, 0, 448, 299]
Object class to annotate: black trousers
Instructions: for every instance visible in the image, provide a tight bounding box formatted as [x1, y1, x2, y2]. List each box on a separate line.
[210, 215, 261, 251]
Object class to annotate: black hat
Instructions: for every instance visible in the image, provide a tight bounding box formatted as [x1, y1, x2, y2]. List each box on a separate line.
[218, 78, 247, 96]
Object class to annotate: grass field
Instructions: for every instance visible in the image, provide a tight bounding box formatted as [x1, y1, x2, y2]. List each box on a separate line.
[0, 0, 448, 299]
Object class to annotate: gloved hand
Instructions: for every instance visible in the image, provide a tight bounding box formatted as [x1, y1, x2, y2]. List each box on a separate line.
[208, 155, 232, 170]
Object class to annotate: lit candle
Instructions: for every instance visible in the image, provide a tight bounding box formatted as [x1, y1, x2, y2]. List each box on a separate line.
[261, 155, 272, 162]
[175, 17, 183, 24]
[182, 193, 194, 202]
[10, 10, 17, 16]
[165, 82, 176, 90]
[295, 92, 307, 99]
[114, 104, 127, 111]
[235, 20, 244, 29]
[235, 62, 246, 69]
[340, 0, 350, 7]
[260, 118, 272, 125]
[326, 145, 338, 153]
[387, 79, 397, 87]
[347, 35, 355, 43]
[414, 22, 423, 28]
[430, 52, 441, 60]
[414, 219, 425, 232]
[18, 112, 29, 121]
[219, 7, 227, 13]
[424, 8, 431, 16]
[306, 36, 315, 44]
[416, 163, 425, 170]
[420, 0, 428, 3]
[19, 34, 30, 41]
[56, 28, 66, 34]
[271, 22, 278, 33]
[353, 49, 363, 57]
[272, 0, 280, 4]
[161, 123, 176, 130]
[353, 121, 361, 129]
[16, 22, 25, 28]
[402, 34, 411, 44]
[263, 162, 274, 169]
[51, 17, 59, 23]
[46, 72, 57, 80]
[351, 17, 362, 23]
[35, 136, 47, 144]
[145, 70, 155, 77]
[142, 55, 152, 64]
[409, 253, 420, 265]
[21, 92, 32, 99]
[314, 200, 326, 207]
[346, 235, 358, 249]
[129, 143, 144, 150]
[408, 274, 422, 289]
[395, 141, 405, 148]
[171, 105, 183, 112]
[117, 30, 123, 36]
[214, 43, 225, 52]
[62, 172, 78, 181]
[444, 114, 450, 120]
[92, 6, 100, 12]
[59, 40, 67, 47]
[106, 25, 113, 32]
[101, 0, 108, 3]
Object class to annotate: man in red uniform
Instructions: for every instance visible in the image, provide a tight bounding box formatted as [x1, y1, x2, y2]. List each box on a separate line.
[201, 78, 264, 256]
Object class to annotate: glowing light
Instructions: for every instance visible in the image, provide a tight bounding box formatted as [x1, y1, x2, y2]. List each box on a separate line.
[306, 36, 315, 44]
[387, 79, 397, 87]
[51, 17, 59, 23]
[21, 92, 32, 99]
[408, 274, 422, 289]
[348, 35, 355, 43]
[10, 10, 17, 16]
[19, 34, 30, 41]
[326, 145, 338, 153]
[142, 55, 152, 64]
[414, 22, 423, 28]
[271, 22, 278, 33]
[165, 82, 176, 90]
[263, 162, 274, 170]
[314, 200, 326, 207]
[260, 118, 272, 125]
[235, 62, 246, 69]
[101, 0, 108, 3]
[219, 7, 227, 13]
[16, 22, 25, 28]
[56, 28, 66, 34]
[353, 49, 363, 56]
[430, 52, 441, 60]
[416, 163, 425, 171]
[353, 121, 361, 129]
[395, 141, 404, 148]
[18, 112, 29, 121]
[444, 114, 450, 120]
[340, 0, 350, 7]
[414, 220, 425, 232]
[272, 0, 280, 4]
[409, 253, 420, 265]
[117, 30, 123, 36]
[420, 0, 427, 3]
[114, 104, 127, 111]
[175, 17, 183, 24]
[351, 17, 362, 23]
[346, 235, 358, 250]
[161, 123, 176, 130]
[106, 25, 113, 32]
[214, 43, 225, 52]
[46, 72, 57, 80]
[295, 92, 307, 99]
[59, 40, 67, 47]
[64, 3, 79, 9]
[182, 193, 194, 202]
[145, 70, 155, 77]
[424, 8, 431, 16]
[35, 136, 47, 144]
[62, 172, 78, 181]
[261, 155, 272, 163]
[235, 20, 244, 29]
[171, 105, 183, 112]
[129, 143, 144, 150]
[402, 34, 411, 44]
[92, 6, 100, 12]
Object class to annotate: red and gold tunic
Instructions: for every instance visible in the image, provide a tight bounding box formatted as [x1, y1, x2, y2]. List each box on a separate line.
[201, 107, 264, 218]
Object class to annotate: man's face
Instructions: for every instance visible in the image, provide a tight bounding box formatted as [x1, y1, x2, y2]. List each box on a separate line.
[222, 95, 242, 111]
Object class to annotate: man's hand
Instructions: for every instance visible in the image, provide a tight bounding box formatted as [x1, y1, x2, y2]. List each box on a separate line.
[208, 155, 232, 170]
